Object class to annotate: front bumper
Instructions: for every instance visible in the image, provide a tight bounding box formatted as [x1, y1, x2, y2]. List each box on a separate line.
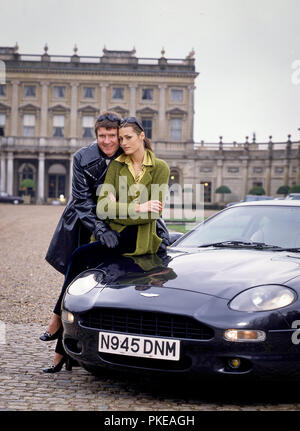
[62, 285, 300, 378]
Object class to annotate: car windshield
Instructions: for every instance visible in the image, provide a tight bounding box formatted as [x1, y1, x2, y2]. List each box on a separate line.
[176, 205, 300, 250]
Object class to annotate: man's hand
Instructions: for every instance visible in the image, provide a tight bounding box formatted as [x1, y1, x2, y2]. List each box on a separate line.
[94, 222, 119, 248]
[98, 230, 119, 248]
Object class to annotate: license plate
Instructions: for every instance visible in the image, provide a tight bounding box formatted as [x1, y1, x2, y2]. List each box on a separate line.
[98, 331, 180, 361]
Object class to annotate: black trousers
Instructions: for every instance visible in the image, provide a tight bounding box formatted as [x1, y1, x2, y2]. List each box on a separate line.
[54, 226, 137, 355]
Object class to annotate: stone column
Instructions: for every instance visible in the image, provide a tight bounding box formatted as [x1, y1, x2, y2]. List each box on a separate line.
[129, 84, 137, 116]
[242, 158, 249, 197]
[158, 84, 167, 140]
[265, 159, 272, 195]
[100, 83, 108, 112]
[297, 147, 300, 185]
[187, 85, 195, 141]
[40, 82, 49, 137]
[7, 152, 13, 195]
[69, 153, 73, 197]
[216, 159, 223, 203]
[284, 162, 289, 186]
[37, 152, 45, 203]
[0, 152, 6, 192]
[11, 81, 19, 136]
[70, 83, 79, 139]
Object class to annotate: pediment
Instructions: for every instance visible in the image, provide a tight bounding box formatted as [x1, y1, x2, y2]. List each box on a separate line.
[0, 102, 11, 112]
[48, 104, 70, 112]
[78, 104, 99, 113]
[136, 106, 158, 115]
[108, 105, 129, 115]
[18, 103, 40, 112]
[166, 107, 188, 116]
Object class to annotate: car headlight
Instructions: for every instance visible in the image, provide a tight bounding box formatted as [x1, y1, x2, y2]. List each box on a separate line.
[68, 271, 105, 296]
[229, 284, 296, 312]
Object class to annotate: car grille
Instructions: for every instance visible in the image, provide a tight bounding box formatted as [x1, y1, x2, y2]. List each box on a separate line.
[80, 308, 214, 340]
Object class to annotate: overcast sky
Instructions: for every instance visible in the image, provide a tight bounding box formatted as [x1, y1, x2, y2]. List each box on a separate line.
[1, 0, 299, 143]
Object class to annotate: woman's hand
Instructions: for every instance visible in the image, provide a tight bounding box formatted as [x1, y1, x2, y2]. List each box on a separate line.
[136, 200, 162, 214]
[108, 192, 116, 202]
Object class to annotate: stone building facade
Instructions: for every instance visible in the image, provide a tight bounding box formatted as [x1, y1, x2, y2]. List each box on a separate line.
[0, 44, 299, 205]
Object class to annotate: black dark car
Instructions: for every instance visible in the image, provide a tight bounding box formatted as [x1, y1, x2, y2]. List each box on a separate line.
[61, 201, 300, 379]
[0, 191, 24, 204]
[225, 194, 274, 207]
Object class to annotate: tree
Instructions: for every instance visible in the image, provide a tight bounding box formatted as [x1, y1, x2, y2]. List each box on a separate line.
[276, 185, 290, 196]
[289, 185, 300, 193]
[248, 186, 265, 195]
[215, 185, 231, 202]
[20, 178, 35, 195]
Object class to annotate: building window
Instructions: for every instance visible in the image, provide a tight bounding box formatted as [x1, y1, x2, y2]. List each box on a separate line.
[170, 118, 182, 141]
[228, 167, 239, 174]
[253, 181, 263, 187]
[171, 89, 183, 102]
[48, 174, 66, 198]
[200, 167, 213, 173]
[82, 115, 94, 138]
[112, 87, 124, 100]
[0, 84, 6, 97]
[53, 86, 66, 98]
[24, 85, 36, 97]
[83, 87, 95, 99]
[141, 118, 152, 139]
[142, 88, 153, 101]
[253, 167, 264, 174]
[53, 115, 65, 137]
[0, 113, 5, 136]
[21, 164, 34, 180]
[201, 181, 212, 203]
[23, 114, 35, 137]
[274, 166, 284, 174]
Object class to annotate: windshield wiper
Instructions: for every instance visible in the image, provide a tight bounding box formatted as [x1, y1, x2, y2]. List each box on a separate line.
[198, 241, 283, 250]
[271, 247, 300, 253]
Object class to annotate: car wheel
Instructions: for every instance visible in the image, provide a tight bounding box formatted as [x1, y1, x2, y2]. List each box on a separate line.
[13, 199, 20, 205]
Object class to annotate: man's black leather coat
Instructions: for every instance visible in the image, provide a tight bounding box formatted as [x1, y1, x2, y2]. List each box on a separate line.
[45, 142, 170, 275]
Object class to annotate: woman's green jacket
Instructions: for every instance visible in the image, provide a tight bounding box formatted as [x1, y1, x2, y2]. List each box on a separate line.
[96, 150, 170, 256]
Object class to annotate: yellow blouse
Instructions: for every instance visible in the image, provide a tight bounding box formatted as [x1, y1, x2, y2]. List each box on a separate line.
[115, 150, 153, 183]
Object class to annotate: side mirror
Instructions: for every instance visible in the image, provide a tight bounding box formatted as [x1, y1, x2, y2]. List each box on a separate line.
[169, 232, 183, 245]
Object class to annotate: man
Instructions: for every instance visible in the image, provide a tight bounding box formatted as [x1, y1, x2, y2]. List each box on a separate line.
[43, 111, 170, 339]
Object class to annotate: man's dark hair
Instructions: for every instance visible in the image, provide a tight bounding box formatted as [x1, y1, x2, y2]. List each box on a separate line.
[94, 111, 121, 136]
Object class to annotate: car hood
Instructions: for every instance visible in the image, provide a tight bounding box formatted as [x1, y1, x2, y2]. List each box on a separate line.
[88, 248, 300, 300]
[162, 248, 300, 298]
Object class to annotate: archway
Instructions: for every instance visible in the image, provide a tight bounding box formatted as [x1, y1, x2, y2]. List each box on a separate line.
[48, 163, 66, 199]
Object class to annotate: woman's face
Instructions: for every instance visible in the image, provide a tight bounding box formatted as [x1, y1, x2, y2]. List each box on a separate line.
[119, 126, 145, 156]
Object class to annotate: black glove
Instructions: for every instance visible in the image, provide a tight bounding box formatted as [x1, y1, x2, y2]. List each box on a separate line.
[94, 222, 120, 249]
[157, 240, 168, 254]
[156, 218, 170, 246]
[99, 230, 119, 248]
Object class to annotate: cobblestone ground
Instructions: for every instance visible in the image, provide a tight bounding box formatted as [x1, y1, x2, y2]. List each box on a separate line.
[0, 204, 300, 411]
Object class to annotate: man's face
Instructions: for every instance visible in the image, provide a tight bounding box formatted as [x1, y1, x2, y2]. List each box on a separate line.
[96, 127, 119, 157]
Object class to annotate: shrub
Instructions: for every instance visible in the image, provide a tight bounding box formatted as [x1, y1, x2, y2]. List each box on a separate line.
[289, 185, 300, 193]
[276, 185, 290, 195]
[248, 186, 265, 195]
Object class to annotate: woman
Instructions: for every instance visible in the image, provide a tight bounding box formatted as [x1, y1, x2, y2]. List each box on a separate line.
[96, 116, 170, 256]
[41, 117, 169, 373]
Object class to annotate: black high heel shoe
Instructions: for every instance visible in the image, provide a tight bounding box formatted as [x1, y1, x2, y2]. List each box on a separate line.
[39, 325, 62, 342]
[43, 356, 73, 373]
